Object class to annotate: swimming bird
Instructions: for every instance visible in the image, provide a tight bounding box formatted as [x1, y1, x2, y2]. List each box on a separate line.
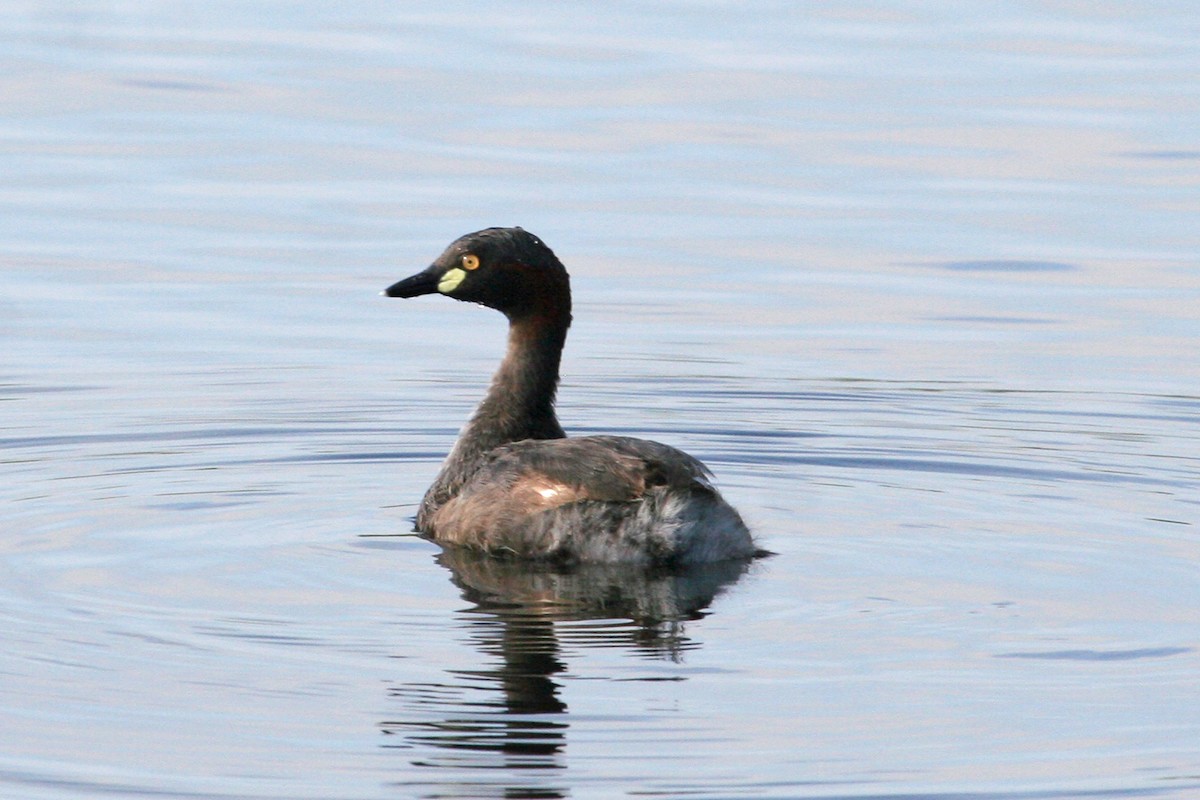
[385, 227, 756, 565]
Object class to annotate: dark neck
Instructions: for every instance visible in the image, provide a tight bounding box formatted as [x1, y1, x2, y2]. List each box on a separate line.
[419, 309, 570, 525]
[464, 311, 569, 451]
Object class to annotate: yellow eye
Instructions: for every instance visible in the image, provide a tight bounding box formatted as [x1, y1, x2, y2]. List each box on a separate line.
[461, 253, 480, 270]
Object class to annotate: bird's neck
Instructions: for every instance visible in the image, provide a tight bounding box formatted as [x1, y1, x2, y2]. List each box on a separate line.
[467, 310, 570, 449]
[419, 309, 570, 525]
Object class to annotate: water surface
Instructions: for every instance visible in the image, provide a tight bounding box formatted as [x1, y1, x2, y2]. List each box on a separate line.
[2, 3, 1199, 799]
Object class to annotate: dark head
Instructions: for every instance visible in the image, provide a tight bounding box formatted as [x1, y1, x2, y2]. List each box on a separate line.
[385, 227, 571, 323]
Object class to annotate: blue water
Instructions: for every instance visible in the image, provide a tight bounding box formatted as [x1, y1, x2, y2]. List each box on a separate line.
[3, 3, 1199, 798]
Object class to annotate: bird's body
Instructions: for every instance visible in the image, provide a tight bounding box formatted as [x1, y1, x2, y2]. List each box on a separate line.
[386, 227, 756, 566]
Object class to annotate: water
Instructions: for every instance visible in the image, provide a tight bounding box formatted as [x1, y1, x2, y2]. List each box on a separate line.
[3, 3, 1199, 798]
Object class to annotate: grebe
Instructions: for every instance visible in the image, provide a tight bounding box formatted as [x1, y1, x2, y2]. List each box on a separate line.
[385, 227, 756, 565]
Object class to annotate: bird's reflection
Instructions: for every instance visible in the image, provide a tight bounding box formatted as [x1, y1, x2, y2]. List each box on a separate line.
[380, 548, 754, 798]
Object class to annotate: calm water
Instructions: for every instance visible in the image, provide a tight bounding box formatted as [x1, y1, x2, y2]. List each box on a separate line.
[3, 3, 1199, 799]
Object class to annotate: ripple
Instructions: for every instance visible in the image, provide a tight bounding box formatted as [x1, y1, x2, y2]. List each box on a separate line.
[938, 260, 1079, 272]
[996, 647, 1193, 662]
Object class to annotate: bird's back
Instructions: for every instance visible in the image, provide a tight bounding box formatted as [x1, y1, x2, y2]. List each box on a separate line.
[423, 435, 754, 565]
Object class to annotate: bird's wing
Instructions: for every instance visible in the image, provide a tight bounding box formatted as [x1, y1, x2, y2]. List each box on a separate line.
[478, 435, 713, 504]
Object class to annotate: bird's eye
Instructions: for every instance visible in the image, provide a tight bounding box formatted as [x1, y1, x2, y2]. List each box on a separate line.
[461, 254, 480, 270]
